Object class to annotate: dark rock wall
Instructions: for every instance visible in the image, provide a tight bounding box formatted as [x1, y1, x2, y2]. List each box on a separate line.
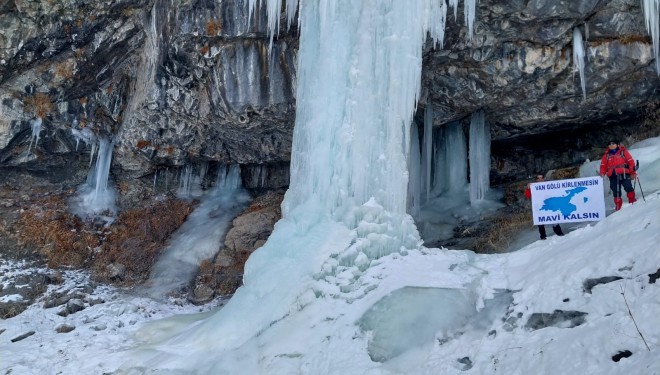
[0, 0, 296, 194]
[1, 0, 659, 190]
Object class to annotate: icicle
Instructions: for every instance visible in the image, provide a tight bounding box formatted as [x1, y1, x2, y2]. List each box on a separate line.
[26, 118, 42, 158]
[573, 27, 587, 100]
[89, 142, 97, 168]
[165, 167, 169, 192]
[641, 0, 660, 74]
[469, 110, 490, 204]
[71, 127, 96, 154]
[407, 123, 422, 217]
[178, 165, 194, 198]
[153, 170, 158, 192]
[215, 164, 242, 190]
[464, 0, 478, 41]
[422, 105, 434, 202]
[449, 0, 458, 20]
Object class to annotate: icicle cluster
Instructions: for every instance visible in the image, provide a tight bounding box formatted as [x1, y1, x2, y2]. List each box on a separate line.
[641, 0, 660, 74]
[248, 0, 300, 50]
[246, 0, 482, 52]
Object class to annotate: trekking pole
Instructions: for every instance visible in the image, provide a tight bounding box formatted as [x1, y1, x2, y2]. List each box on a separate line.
[636, 176, 646, 202]
[634, 160, 646, 202]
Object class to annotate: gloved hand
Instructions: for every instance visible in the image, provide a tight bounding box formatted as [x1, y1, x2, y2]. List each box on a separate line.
[630, 171, 637, 179]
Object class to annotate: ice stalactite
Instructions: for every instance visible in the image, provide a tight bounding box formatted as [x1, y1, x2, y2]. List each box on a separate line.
[641, 0, 660, 74]
[431, 127, 447, 195]
[249, 165, 269, 188]
[25, 118, 42, 158]
[573, 27, 587, 100]
[448, 0, 459, 20]
[407, 123, 422, 217]
[469, 110, 490, 204]
[178, 165, 194, 198]
[70, 126, 95, 152]
[464, 0, 478, 41]
[422, 105, 434, 202]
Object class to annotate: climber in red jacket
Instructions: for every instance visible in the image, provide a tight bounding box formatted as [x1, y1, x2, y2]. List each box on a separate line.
[599, 140, 636, 211]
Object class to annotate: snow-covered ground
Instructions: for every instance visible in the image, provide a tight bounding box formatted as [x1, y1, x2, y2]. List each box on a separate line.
[1, 138, 658, 375]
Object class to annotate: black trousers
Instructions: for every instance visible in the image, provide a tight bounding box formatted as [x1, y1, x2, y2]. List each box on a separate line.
[538, 224, 563, 239]
[608, 174, 634, 198]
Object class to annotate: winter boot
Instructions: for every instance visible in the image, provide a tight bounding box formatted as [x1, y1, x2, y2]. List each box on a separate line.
[614, 197, 623, 211]
[627, 191, 637, 204]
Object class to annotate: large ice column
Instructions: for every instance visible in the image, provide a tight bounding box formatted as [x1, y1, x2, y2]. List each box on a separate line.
[282, 0, 446, 218]
[422, 105, 434, 202]
[641, 0, 660, 74]
[469, 110, 490, 203]
[573, 27, 587, 99]
[431, 126, 447, 194]
[445, 122, 468, 193]
[407, 124, 422, 216]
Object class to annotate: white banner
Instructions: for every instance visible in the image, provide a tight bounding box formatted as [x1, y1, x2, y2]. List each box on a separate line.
[530, 177, 606, 225]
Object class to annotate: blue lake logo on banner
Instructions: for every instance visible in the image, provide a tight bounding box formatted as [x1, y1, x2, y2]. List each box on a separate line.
[531, 177, 606, 225]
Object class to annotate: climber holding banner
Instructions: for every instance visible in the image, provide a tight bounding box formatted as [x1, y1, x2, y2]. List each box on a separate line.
[599, 140, 637, 211]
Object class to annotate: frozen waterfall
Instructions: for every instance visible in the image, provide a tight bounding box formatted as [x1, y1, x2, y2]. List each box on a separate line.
[69, 137, 117, 218]
[135, 0, 448, 355]
[125, 1, 481, 371]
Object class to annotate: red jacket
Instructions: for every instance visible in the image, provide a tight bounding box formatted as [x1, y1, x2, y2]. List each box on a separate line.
[599, 146, 635, 177]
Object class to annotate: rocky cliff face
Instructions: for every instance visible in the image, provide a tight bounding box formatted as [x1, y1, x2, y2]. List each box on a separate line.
[1, 0, 659, 298]
[421, 0, 660, 182]
[0, 0, 657, 190]
[0, 0, 295, 194]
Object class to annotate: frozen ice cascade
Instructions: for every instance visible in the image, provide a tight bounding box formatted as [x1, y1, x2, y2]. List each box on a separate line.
[145, 165, 251, 299]
[123, 0, 472, 372]
[69, 137, 117, 218]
